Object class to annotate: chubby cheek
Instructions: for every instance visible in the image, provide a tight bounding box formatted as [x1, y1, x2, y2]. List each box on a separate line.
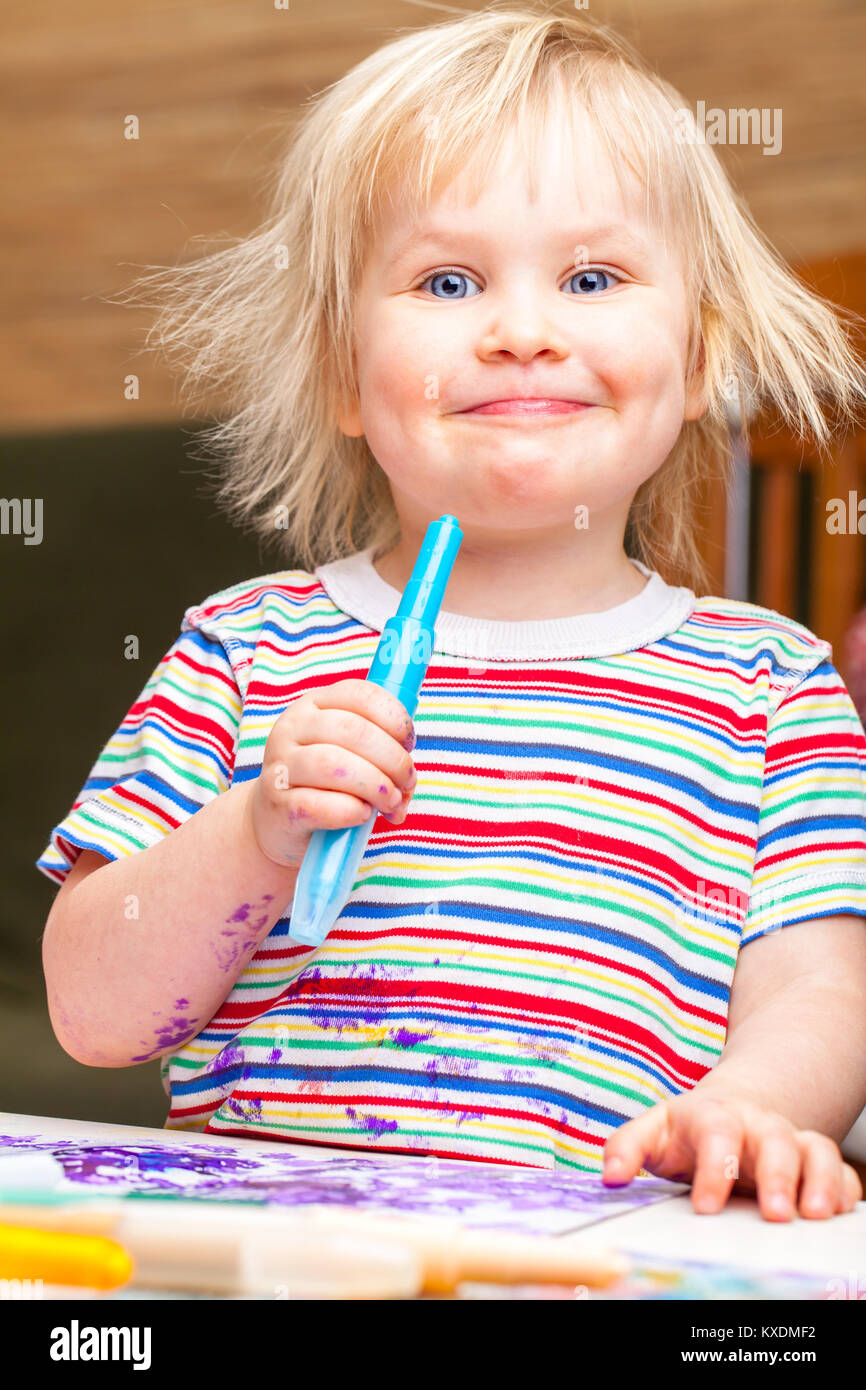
[597, 311, 689, 442]
[364, 299, 472, 406]
[362, 327, 427, 418]
[357, 323, 465, 461]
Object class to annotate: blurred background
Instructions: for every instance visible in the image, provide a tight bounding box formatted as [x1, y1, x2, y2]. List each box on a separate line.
[2, 2, 865, 1159]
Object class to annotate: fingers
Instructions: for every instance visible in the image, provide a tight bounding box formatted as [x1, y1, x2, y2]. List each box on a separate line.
[678, 1103, 808, 1220]
[289, 739, 416, 820]
[254, 682, 419, 866]
[309, 680, 416, 751]
[294, 690, 417, 796]
[795, 1133, 859, 1218]
[794, 1131, 844, 1218]
[747, 1119, 804, 1221]
[381, 779, 416, 825]
[602, 1105, 669, 1186]
[685, 1100, 746, 1214]
[599, 1092, 863, 1226]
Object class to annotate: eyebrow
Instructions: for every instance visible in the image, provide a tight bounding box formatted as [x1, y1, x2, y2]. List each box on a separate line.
[387, 221, 654, 270]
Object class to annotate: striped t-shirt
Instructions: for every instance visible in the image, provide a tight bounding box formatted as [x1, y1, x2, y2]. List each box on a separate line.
[37, 550, 866, 1172]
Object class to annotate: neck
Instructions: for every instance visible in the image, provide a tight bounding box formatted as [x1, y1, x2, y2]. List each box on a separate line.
[373, 540, 647, 621]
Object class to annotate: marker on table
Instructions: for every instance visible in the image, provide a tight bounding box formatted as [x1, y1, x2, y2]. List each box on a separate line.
[0, 1196, 631, 1296]
[288, 513, 464, 949]
[0, 1222, 133, 1290]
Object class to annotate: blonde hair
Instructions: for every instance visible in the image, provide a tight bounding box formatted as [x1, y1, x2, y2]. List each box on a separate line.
[113, 2, 866, 593]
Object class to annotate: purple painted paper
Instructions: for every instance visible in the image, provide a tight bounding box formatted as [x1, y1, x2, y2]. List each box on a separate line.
[0, 1130, 685, 1234]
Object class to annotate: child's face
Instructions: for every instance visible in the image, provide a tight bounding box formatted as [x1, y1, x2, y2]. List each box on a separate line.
[340, 106, 705, 541]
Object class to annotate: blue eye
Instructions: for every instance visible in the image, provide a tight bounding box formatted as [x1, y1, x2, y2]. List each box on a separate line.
[564, 268, 620, 294]
[420, 270, 482, 299]
[418, 266, 622, 298]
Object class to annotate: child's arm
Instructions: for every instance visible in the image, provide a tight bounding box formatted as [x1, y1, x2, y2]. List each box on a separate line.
[42, 678, 416, 1068]
[42, 781, 300, 1067]
[601, 913, 866, 1219]
[686, 913, 866, 1141]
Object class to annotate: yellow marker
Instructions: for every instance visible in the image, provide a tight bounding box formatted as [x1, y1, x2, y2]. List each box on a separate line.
[0, 1222, 133, 1290]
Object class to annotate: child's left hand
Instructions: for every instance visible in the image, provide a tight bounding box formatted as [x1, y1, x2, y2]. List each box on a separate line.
[601, 1087, 863, 1220]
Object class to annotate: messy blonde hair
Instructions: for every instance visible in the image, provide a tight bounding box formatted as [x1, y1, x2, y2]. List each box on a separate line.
[113, 2, 866, 593]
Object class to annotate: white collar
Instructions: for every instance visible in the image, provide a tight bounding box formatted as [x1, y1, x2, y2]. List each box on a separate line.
[314, 547, 695, 661]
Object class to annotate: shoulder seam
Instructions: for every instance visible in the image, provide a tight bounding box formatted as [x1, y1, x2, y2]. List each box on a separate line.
[178, 612, 252, 699]
[769, 648, 836, 716]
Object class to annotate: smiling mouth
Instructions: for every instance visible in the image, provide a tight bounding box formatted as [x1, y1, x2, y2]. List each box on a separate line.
[458, 399, 592, 417]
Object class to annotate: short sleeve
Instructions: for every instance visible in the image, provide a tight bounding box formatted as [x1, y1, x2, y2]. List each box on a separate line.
[35, 622, 242, 886]
[741, 659, 866, 944]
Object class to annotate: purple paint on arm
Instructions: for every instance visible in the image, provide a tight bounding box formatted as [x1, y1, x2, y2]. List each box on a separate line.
[226, 893, 275, 926]
[211, 893, 277, 971]
[131, 1012, 201, 1062]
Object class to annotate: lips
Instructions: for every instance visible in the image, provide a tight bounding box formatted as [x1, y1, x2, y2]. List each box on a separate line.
[460, 399, 591, 416]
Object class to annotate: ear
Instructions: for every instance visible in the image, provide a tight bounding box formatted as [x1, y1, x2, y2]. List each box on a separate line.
[684, 337, 708, 422]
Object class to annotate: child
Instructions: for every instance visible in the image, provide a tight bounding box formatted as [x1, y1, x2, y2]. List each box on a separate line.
[38, 7, 866, 1222]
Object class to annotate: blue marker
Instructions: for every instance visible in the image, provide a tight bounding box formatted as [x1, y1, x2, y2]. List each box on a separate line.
[288, 514, 463, 948]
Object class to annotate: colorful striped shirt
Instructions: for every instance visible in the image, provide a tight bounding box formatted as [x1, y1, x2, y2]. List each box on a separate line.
[37, 550, 866, 1171]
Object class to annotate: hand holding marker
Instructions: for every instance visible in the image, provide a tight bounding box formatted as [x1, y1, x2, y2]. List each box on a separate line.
[283, 514, 463, 948]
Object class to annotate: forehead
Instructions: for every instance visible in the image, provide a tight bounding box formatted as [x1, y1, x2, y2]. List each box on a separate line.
[370, 103, 677, 273]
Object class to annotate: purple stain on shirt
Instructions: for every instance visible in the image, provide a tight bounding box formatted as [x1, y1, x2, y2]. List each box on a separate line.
[203, 1044, 245, 1074]
[309, 1010, 337, 1032]
[390, 1028, 432, 1049]
[359, 1006, 388, 1025]
[232, 1096, 262, 1121]
[345, 1107, 399, 1138]
[445, 1054, 479, 1077]
[423, 1052, 477, 1079]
